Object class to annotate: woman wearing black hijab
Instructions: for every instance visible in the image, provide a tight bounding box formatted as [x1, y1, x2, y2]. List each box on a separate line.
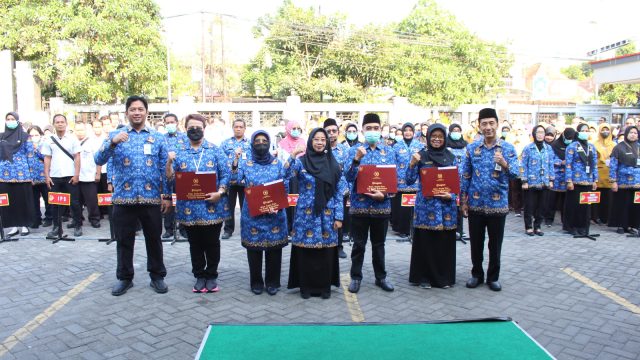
[287, 128, 344, 299]
[544, 127, 575, 228]
[0, 112, 35, 237]
[406, 124, 458, 289]
[608, 126, 640, 234]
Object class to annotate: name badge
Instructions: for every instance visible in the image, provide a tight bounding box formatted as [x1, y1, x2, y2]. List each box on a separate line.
[143, 144, 152, 155]
[494, 163, 502, 172]
[585, 166, 590, 174]
[636, 159, 640, 167]
[242, 153, 247, 160]
[540, 169, 545, 177]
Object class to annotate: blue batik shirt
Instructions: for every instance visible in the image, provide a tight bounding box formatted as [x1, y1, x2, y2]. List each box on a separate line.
[0, 139, 34, 183]
[565, 142, 598, 186]
[94, 125, 169, 205]
[30, 143, 46, 184]
[165, 132, 187, 153]
[520, 143, 555, 189]
[331, 142, 349, 197]
[345, 143, 396, 217]
[609, 151, 640, 189]
[221, 136, 251, 185]
[549, 151, 568, 192]
[393, 139, 424, 192]
[461, 139, 519, 216]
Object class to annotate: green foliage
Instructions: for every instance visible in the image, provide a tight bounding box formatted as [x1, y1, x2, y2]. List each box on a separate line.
[560, 63, 592, 81]
[0, 0, 167, 104]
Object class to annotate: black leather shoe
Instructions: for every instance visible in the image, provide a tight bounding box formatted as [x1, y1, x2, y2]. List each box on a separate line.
[617, 228, 625, 234]
[338, 249, 347, 259]
[300, 290, 310, 299]
[206, 278, 219, 293]
[161, 230, 174, 239]
[47, 228, 60, 238]
[74, 227, 82, 237]
[375, 279, 394, 292]
[466, 277, 483, 288]
[321, 290, 331, 299]
[42, 219, 53, 227]
[266, 287, 278, 296]
[251, 284, 264, 295]
[90, 221, 101, 228]
[488, 281, 502, 291]
[221, 232, 232, 239]
[348, 279, 361, 293]
[535, 229, 544, 236]
[193, 278, 207, 293]
[150, 279, 168, 294]
[111, 280, 133, 296]
[66, 222, 79, 229]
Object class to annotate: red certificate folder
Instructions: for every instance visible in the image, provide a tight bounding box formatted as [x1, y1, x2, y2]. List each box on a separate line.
[175, 171, 217, 200]
[356, 165, 398, 194]
[244, 180, 289, 217]
[420, 166, 460, 197]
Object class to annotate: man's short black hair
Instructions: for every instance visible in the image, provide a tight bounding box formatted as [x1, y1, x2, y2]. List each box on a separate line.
[163, 113, 178, 121]
[125, 96, 148, 111]
[233, 118, 246, 127]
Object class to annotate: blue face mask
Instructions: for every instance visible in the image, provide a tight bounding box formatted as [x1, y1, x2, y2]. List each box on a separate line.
[364, 131, 381, 145]
[395, 135, 404, 142]
[290, 130, 301, 138]
[577, 132, 589, 141]
[563, 138, 572, 145]
[450, 132, 462, 141]
[346, 132, 358, 141]
[5, 120, 18, 130]
[165, 123, 177, 134]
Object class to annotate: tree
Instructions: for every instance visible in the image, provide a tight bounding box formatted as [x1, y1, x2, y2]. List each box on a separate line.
[0, 0, 167, 104]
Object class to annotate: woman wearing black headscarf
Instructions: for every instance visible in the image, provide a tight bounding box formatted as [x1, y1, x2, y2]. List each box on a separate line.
[287, 128, 344, 299]
[406, 124, 458, 289]
[608, 126, 640, 234]
[0, 112, 35, 237]
[564, 123, 598, 236]
[446, 123, 467, 240]
[544, 127, 575, 228]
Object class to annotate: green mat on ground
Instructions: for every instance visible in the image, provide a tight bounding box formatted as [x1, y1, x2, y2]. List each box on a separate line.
[196, 319, 554, 360]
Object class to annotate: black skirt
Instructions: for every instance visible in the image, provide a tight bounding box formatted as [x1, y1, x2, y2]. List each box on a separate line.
[287, 246, 339, 294]
[608, 189, 640, 229]
[564, 185, 592, 233]
[0, 182, 35, 228]
[409, 228, 456, 287]
[591, 188, 612, 223]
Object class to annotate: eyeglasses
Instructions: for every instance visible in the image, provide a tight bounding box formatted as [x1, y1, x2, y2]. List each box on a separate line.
[187, 126, 203, 131]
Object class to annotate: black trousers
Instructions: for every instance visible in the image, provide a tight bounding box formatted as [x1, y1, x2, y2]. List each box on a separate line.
[97, 174, 109, 216]
[337, 195, 350, 249]
[350, 216, 389, 281]
[51, 177, 81, 228]
[112, 204, 166, 281]
[591, 188, 611, 223]
[247, 248, 283, 288]
[468, 213, 506, 283]
[32, 183, 52, 223]
[78, 181, 100, 223]
[523, 188, 544, 230]
[223, 185, 245, 234]
[185, 223, 222, 279]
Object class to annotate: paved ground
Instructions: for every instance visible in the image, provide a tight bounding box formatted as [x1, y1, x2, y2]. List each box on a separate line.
[1, 210, 639, 360]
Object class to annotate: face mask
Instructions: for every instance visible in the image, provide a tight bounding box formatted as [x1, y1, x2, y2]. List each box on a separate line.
[381, 131, 389, 139]
[501, 131, 508, 138]
[395, 135, 404, 142]
[601, 131, 610, 138]
[346, 132, 358, 141]
[253, 143, 269, 156]
[364, 131, 381, 145]
[31, 136, 41, 144]
[577, 132, 589, 141]
[5, 120, 18, 130]
[187, 127, 204, 141]
[165, 124, 177, 134]
[450, 132, 462, 141]
[564, 138, 572, 145]
[290, 130, 300, 138]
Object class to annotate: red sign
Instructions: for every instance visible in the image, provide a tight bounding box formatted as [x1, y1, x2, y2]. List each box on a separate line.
[97, 193, 112, 206]
[420, 166, 460, 197]
[0, 193, 9, 206]
[175, 171, 217, 200]
[356, 165, 398, 194]
[579, 192, 601, 204]
[401, 193, 416, 207]
[244, 180, 289, 217]
[635, 192, 640, 204]
[48, 192, 71, 206]
[287, 194, 299, 207]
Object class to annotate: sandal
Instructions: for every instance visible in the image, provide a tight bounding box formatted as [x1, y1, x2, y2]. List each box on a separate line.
[526, 229, 534, 236]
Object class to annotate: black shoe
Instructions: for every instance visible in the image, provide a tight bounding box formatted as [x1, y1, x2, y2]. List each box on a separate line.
[47, 228, 60, 238]
[266, 287, 278, 296]
[74, 227, 82, 237]
[419, 281, 431, 289]
[30, 221, 41, 229]
[535, 229, 544, 236]
[617, 228, 625, 234]
[466, 277, 483, 288]
[62, 216, 70, 223]
[150, 279, 168, 294]
[221, 232, 232, 239]
[42, 219, 53, 227]
[20, 227, 30, 236]
[375, 279, 394, 292]
[193, 278, 207, 293]
[488, 281, 502, 291]
[348, 279, 361, 293]
[338, 249, 347, 259]
[90, 221, 101, 228]
[7, 228, 19, 237]
[300, 290, 310, 299]
[251, 284, 264, 295]
[111, 280, 133, 296]
[179, 229, 188, 239]
[321, 290, 331, 299]
[526, 230, 534, 236]
[396, 234, 411, 242]
[66, 222, 80, 229]
[162, 230, 174, 239]
[206, 278, 219, 293]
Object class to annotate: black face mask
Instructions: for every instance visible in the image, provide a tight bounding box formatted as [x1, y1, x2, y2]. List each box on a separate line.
[253, 143, 269, 155]
[187, 127, 204, 141]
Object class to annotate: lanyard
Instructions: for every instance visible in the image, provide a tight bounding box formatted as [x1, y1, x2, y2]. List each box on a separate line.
[624, 141, 639, 159]
[192, 148, 205, 172]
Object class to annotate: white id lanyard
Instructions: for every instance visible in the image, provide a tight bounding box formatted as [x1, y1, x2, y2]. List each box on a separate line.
[193, 148, 205, 172]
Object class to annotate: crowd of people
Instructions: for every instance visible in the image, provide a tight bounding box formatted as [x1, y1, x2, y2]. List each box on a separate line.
[1, 97, 639, 299]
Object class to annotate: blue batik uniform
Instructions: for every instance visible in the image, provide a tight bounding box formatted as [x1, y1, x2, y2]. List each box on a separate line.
[233, 157, 290, 249]
[0, 140, 34, 183]
[171, 141, 230, 226]
[345, 144, 396, 217]
[331, 142, 349, 197]
[393, 139, 423, 192]
[609, 156, 640, 188]
[165, 132, 187, 153]
[406, 159, 458, 230]
[550, 151, 568, 191]
[289, 159, 345, 248]
[461, 139, 520, 215]
[221, 137, 251, 187]
[519, 143, 555, 189]
[94, 126, 169, 205]
[29, 143, 46, 184]
[565, 142, 598, 186]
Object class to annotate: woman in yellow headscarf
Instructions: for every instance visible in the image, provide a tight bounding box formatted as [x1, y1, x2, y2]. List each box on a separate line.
[592, 123, 615, 224]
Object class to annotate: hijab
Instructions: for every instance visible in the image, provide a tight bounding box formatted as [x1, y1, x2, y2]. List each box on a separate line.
[0, 112, 28, 162]
[418, 124, 455, 167]
[551, 127, 575, 160]
[250, 130, 275, 166]
[344, 123, 360, 147]
[401, 122, 414, 147]
[278, 120, 306, 156]
[611, 126, 639, 167]
[446, 123, 467, 149]
[300, 128, 341, 215]
[574, 123, 593, 166]
[532, 125, 545, 150]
